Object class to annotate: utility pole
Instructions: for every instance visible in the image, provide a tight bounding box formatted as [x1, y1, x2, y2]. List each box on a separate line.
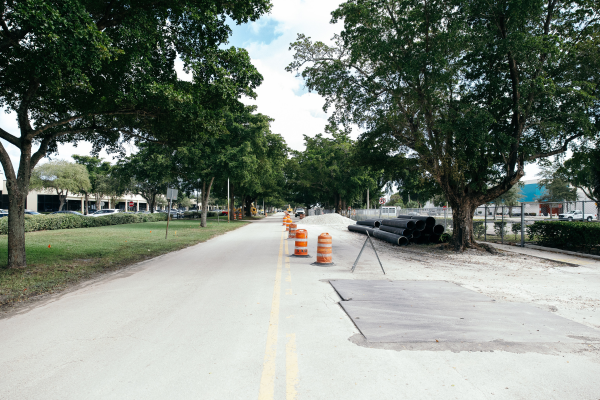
[367, 188, 369, 210]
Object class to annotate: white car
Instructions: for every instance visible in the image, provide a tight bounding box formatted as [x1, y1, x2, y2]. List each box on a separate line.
[558, 210, 596, 222]
[88, 209, 120, 217]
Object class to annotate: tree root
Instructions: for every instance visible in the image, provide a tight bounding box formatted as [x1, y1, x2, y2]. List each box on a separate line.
[475, 242, 499, 255]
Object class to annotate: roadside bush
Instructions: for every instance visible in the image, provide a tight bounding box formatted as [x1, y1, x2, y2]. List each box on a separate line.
[473, 220, 485, 239]
[527, 221, 600, 252]
[511, 223, 521, 240]
[493, 221, 507, 238]
[0, 213, 168, 235]
[439, 232, 452, 243]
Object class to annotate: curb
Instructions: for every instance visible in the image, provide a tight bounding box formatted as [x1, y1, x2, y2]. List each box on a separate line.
[523, 244, 600, 262]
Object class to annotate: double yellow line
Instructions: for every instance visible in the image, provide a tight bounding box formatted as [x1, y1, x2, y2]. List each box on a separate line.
[258, 231, 299, 400]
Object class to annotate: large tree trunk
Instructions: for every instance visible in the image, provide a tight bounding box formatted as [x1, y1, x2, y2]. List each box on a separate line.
[335, 193, 342, 213]
[200, 177, 215, 227]
[244, 196, 255, 217]
[57, 190, 68, 211]
[229, 181, 235, 220]
[450, 198, 478, 251]
[7, 181, 28, 268]
[84, 193, 89, 215]
[2, 138, 36, 268]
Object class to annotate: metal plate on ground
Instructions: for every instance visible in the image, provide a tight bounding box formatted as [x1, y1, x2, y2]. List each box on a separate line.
[330, 279, 493, 303]
[331, 280, 600, 344]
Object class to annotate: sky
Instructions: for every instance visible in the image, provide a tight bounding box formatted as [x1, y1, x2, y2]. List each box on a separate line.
[0, 0, 541, 180]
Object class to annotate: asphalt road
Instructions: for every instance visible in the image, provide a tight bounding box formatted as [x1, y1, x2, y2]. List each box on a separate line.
[1, 214, 599, 399]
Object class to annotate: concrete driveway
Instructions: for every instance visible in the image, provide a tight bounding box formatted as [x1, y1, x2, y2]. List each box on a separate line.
[1, 214, 599, 399]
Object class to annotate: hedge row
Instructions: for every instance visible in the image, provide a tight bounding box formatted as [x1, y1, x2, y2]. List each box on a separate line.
[527, 220, 600, 251]
[0, 213, 168, 235]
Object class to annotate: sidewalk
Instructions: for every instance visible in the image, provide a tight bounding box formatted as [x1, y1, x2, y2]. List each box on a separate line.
[488, 242, 600, 267]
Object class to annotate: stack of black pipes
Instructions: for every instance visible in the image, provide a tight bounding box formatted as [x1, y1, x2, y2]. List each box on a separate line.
[347, 215, 445, 246]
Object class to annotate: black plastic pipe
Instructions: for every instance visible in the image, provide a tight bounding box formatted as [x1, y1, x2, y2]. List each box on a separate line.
[432, 224, 444, 235]
[379, 225, 412, 238]
[356, 219, 382, 228]
[348, 224, 375, 235]
[381, 219, 416, 230]
[429, 234, 441, 244]
[373, 229, 408, 246]
[409, 215, 436, 228]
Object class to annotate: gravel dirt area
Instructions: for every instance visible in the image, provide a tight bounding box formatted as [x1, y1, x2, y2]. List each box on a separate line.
[297, 218, 600, 336]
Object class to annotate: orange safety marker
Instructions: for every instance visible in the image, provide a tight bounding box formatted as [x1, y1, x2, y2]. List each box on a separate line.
[313, 233, 334, 266]
[293, 229, 310, 257]
[285, 216, 291, 231]
[288, 223, 297, 239]
[234, 212, 237, 221]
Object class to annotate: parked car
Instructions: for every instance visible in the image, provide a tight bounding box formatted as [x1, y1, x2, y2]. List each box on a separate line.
[558, 210, 597, 222]
[88, 209, 120, 217]
[0, 209, 7, 218]
[295, 208, 305, 218]
[52, 210, 84, 216]
[25, 210, 41, 215]
[219, 210, 229, 216]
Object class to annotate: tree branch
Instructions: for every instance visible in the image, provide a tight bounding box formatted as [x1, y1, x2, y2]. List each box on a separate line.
[30, 110, 154, 138]
[0, 125, 20, 147]
[0, 140, 16, 183]
[525, 133, 582, 161]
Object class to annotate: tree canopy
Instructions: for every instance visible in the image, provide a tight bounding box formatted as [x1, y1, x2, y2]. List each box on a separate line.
[30, 160, 91, 211]
[285, 131, 383, 212]
[288, 0, 600, 250]
[0, 0, 271, 267]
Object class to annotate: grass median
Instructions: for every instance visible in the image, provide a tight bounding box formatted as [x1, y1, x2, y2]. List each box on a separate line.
[0, 219, 248, 307]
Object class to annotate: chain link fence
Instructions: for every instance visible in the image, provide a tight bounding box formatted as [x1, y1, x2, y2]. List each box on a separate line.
[342, 200, 599, 249]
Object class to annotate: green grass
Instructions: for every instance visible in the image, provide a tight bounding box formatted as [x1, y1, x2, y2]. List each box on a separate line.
[0, 220, 247, 307]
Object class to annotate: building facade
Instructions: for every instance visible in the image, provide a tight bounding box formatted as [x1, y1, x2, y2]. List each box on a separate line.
[0, 180, 149, 213]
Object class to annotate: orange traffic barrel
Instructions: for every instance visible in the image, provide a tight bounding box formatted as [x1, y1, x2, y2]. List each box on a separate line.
[285, 216, 291, 231]
[282, 215, 286, 225]
[315, 233, 333, 265]
[233, 211, 237, 220]
[288, 223, 297, 239]
[294, 229, 309, 257]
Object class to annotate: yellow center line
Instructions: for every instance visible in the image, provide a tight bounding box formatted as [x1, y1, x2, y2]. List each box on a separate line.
[258, 231, 284, 400]
[286, 334, 299, 400]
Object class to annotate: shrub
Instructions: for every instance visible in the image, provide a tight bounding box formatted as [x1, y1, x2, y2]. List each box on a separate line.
[493, 221, 507, 238]
[511, 223, 521, 240]
[527, 221, 600, 252]
[0, 213, 168, 235]
[473, 220, 486, 239]
[439, 232, 452, 243]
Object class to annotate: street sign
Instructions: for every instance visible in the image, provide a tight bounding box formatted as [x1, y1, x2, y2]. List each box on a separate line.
[379, 197, 386, 205]
[166, 188, 178, 200]
[129, 201, 134, 207]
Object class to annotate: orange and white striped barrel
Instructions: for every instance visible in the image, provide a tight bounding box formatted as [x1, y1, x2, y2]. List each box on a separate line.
[238, 212, 242, 220]
[282, 215, 286, 225]
[285, 216, 291, 231]
[233, 212, 237, 220]
[294, 229, 308, 256]
[288, 223, 297, 239]
[316, 233, 333, 264]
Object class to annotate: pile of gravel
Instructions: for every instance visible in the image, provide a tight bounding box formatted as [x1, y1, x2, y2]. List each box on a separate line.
[299, 213, 355, 226]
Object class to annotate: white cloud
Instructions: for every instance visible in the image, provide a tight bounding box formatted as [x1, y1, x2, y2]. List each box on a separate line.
[238, 0, 346, 150]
